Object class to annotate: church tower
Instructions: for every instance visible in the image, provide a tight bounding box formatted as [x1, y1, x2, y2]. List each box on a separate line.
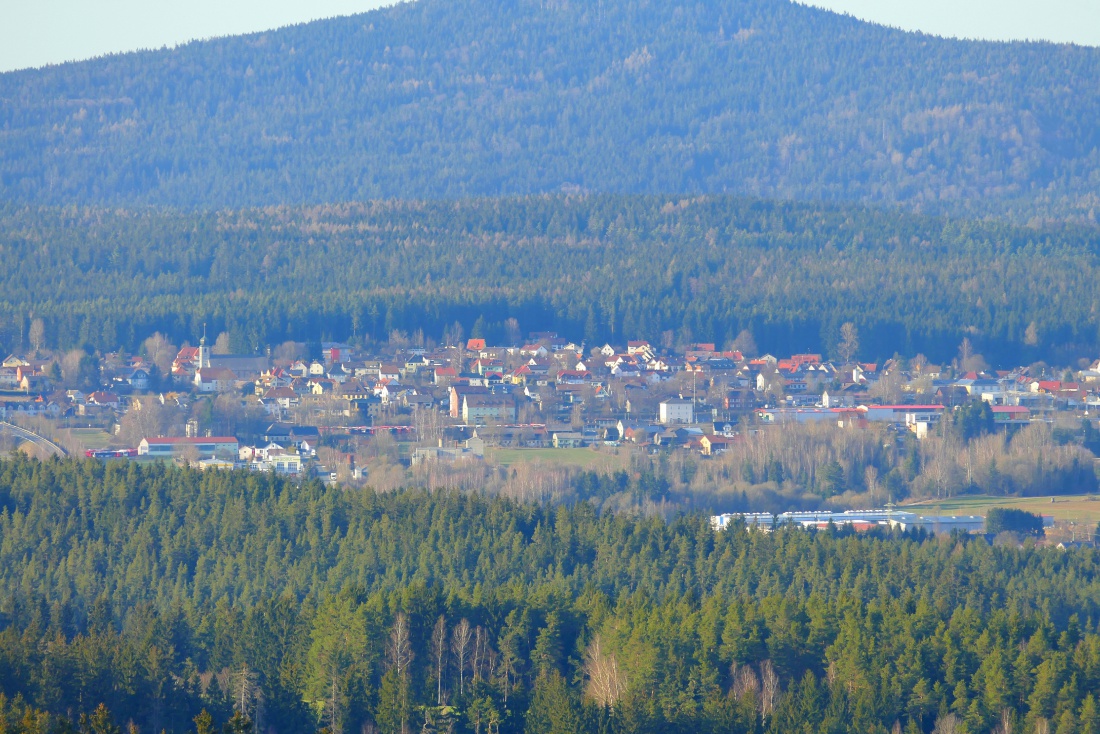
[197, 324, 210, 369]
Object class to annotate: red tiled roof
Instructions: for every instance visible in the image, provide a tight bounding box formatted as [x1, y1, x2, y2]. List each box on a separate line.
[142, 436, 237, 445]
[197, 367, 236, 379]
[863, 405, 945, 411]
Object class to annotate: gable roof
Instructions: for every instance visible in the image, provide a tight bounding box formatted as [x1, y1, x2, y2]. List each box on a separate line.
[142, 436, 237, 445]
[196, 367, 237, 381]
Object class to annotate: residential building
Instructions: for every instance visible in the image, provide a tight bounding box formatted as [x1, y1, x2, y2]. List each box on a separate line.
[195, 367, 237, 393]
[552, 431, 585, 448]
[659, 398, 694, 425]
[700, 434, 732, 456]
[138, 436, 239, 459]
[462, 393, 517, 424]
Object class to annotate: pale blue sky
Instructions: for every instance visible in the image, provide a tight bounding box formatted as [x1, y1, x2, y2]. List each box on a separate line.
[1, 0, 1097, 74]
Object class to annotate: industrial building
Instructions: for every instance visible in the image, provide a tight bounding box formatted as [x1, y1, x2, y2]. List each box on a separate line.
[711, 509, 987, 534]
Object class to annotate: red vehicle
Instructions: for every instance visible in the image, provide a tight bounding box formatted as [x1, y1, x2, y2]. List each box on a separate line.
[84, 448, 138, 459]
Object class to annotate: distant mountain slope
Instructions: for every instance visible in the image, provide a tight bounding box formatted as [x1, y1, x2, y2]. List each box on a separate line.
[1, 195, 1098, 363]
[1, 0, 1099, 211]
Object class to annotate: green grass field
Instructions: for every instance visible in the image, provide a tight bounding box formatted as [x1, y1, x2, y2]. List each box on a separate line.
[905, 494, 1100, 523]
[69, 428, 113, 450]
[486, 447, 629, 472]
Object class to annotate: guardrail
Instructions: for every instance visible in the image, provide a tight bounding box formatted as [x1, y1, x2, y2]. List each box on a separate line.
[0, 421, 68, 457]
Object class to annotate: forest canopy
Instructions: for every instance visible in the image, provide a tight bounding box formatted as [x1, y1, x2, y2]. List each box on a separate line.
[1, 195, 1098, 364]
[2, 457, 1100, 733]
[0, 0, 1098, 216]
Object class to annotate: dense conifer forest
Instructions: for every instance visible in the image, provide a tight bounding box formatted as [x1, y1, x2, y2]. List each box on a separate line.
[1, 0, 1099, 215]
[2, 195, 1099, 364]
[1, 457, 1100, 733]
[4, 0, 1100, 729]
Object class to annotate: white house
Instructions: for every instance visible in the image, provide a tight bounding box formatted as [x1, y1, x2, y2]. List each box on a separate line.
[659, 398, 694, 425]
[139, 436, 239, 459]
[194, 367, 236, 393]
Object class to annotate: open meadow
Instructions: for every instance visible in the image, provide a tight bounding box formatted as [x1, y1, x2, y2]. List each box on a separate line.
[906, 493, 1100, 524]
[485, 446, 631, 472]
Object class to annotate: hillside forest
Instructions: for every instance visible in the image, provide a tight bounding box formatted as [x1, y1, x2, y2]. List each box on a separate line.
[1, 0, 1099, 218]
[2, 457, 1100, 734]
[2, 196, 1100, 366]
[4, 1, 1100, 732]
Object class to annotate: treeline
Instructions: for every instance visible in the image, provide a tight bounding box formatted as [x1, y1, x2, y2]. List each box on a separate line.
[305, 412, 1098, 516]
[5, 457, 1100, 732]
[1, 0, 1099, 217]
[2, 196, 1099, 364]
[684, 413, 1099, 511]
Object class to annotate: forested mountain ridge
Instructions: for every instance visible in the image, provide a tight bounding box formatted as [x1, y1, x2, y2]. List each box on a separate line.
[3, 457, 1100, 733]
[2, 195, 1098, 364]
[2, 0, 1099, 214]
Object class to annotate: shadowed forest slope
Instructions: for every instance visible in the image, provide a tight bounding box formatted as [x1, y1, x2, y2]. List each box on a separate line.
[1, 0, 1099, 214]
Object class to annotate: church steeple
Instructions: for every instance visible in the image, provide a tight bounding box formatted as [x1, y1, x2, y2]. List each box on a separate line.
[198, 323, 210, 369]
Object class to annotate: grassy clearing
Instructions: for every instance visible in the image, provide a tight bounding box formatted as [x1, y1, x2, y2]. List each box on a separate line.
[69, 428, 113, 450]
[486, 447, 629, 472]
[905, 494, 1100, 523]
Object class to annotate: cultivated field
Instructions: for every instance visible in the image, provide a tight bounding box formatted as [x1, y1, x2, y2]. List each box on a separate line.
[68, 428, 113, 450]
[905, 494, 1100, 524]
[485, 447, 630, 472]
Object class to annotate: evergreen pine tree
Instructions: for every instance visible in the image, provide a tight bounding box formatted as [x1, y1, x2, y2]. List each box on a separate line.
[1079, 695, 1100, 734]
[525, 672, 581, 734]
[532, 613, 563, 679]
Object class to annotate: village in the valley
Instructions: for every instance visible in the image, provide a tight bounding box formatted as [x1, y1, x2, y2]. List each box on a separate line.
[2, 324, 1098, 493]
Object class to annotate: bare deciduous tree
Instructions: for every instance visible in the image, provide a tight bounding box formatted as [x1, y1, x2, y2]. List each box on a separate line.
[991, 709, 1013, 734]
[921, 438, 963, 499]
[864, 464, 880, 506]
[731, 664, 761, 702]
[932, 713, 959, 734]
[61, 349, 86, 385]
[443, 322, 464, 349]
[413, 403, 444, 445]
[956, 338, 989, 373]
[731, 329, 758, 357]
[959, 338, 974, 366]
[868, 369, 904, 404]
[233, 663, 263, 729]
[1024, 321, 1040, 346]
[388, 329, 410, 350]
[119, 397, 177, 446]
[215, 668, 233, 699]
[760, 660, 779, 718]
[911, 353, 929, 375]
[432, 615, 448, 705]
[213, 332, 232, 355]
[583, 635, 627, 709]
[838, 322, 859, 364]
[471, 626, 489, 683]
[504, 318, 521, 346]
[387, 613, 413, 677]
[143, 332, 177, 374]
[29, 318, 45, 354]
[274, 341, 305, 363]
[452, 619, 473, 697]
